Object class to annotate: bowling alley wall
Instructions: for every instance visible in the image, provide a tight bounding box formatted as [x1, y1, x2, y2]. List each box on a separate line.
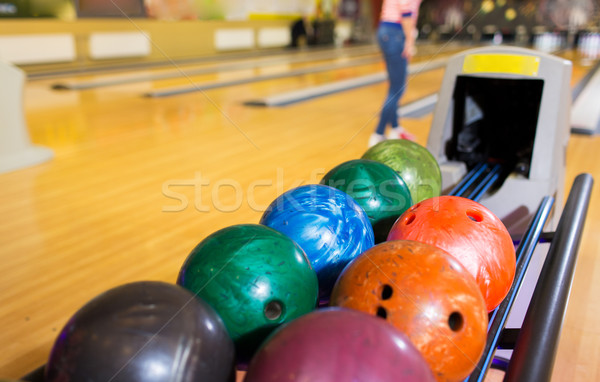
[0, 0, 331, 20]
[0, 0, 342, 74]
[416, 0, 600, 37]
[1, 0, 600, 74]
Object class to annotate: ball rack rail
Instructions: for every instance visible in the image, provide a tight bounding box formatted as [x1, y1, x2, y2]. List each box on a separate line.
[468, 173, 593, 381]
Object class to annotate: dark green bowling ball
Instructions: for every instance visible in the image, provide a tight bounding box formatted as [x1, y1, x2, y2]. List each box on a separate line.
[321, 159, 413, 243]
[362, 139, 442, 203]
[177, 224, 318, 364]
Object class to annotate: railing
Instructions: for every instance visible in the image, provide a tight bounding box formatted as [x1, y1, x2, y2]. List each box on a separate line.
[468, 173, 593, 381]
[505, 173, 593, 381]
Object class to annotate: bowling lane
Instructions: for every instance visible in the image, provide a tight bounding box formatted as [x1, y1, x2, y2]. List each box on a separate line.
[141, 44, 466, 97]
[22, 43, 455, 152]
[48, 44, 382, 90]
[1, 44, 599, 381]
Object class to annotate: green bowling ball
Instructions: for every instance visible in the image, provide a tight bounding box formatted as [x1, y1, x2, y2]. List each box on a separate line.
[177, 224, 318, 365]
[320, 159, 413, 243]
[362, 139, 442, 203]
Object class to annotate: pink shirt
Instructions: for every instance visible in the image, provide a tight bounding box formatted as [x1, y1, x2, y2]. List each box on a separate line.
[380, 0, 421, 24]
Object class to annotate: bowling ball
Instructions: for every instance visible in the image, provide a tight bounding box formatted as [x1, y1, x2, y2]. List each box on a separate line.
[245, 308, 435, 382]
[330, 240, 488, 382]
[45, 281, 235, 382]
[177, 224, 318, 365]
[259, 184, 374, 304]
[387, 196, 516, 311]
[320, 159, 413, 243]
[362, 139, 442, 203]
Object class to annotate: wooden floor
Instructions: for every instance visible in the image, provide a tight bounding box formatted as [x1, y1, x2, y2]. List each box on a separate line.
[1, 43, 599, 381]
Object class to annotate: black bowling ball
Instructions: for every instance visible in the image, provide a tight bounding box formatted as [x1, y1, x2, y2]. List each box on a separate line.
[45, 281, 235, 382]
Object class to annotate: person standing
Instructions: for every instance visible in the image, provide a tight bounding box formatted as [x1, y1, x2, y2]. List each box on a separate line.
[369, 0, 422, 147]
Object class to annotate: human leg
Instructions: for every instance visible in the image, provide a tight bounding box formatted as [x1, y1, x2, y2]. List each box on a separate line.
[375, 23, 407, 135]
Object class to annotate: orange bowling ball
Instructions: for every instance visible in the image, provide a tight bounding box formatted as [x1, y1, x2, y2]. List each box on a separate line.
[330, 240, 488, 382]
[387, 196, 516, 311]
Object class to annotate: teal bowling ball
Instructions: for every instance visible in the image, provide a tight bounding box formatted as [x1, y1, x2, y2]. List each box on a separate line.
[320, 159, 413, 243]
[362, 139, 442, 203]
[177, 224, 318, 365]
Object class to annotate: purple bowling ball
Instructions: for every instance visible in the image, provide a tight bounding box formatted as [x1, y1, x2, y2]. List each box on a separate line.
[244, 308, 434, 382]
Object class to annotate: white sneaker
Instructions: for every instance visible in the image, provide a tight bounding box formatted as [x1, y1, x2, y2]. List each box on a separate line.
[387, 127, 416, 141]
[387, 127, 402, 139]
[368, 133, 385, 147]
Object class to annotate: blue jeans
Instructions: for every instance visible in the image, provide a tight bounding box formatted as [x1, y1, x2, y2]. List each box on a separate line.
[375, 22, 408, 135]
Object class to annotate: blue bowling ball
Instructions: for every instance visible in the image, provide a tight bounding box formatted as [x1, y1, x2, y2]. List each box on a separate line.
[260, 184, 374, 304]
